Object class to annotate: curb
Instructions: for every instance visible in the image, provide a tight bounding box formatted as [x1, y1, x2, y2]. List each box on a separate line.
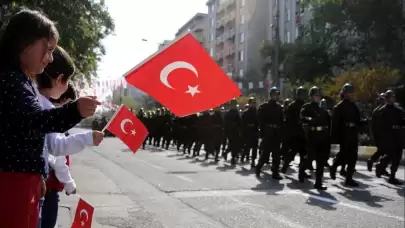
[330, 144, 405, 165]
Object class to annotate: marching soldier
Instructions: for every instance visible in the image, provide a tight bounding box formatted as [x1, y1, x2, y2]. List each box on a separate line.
[282, 86, 307, 173]
[367, 93, 387, 172]
[224, 99, 242, 164]
[329, 83, 362, 187]
[241, 97, 259, 167]
[210, 106, 224, 162]
[375, 90, 405, 185]
[256, 87, 284, 179]
[299, 87, 331, 190]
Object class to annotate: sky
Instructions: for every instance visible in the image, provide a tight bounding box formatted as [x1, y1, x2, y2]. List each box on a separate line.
[97, 0, 208, 80]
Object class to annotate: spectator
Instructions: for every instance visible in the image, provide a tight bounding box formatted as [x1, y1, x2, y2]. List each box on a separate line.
[0, 9, 100, 228]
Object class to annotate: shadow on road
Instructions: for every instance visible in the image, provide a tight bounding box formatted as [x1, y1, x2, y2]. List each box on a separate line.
[333, 184, 392, 208]
[251, 172, 284, 195]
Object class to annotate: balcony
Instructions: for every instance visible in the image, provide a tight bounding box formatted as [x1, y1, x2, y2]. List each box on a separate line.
[224, 45, 235, 56]
[224, 11, 236, 24]
[223, 29, 236, 40]
[215, 51, 223, 60]
[226, 0, 236, 9]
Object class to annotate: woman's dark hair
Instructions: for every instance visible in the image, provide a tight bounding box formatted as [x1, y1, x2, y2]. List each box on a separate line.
[50, 82, 77, 103]
[36, 46, 75, 88]
[0, 8, 59, 73]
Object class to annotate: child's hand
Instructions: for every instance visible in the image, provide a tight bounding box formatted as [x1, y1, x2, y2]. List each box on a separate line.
[92, 131, 104, 146]
[38, 179, 46, 198]
[66, 189, 77, 196]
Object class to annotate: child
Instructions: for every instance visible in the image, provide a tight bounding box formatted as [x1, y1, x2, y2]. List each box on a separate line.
[36, 46, 104, 228]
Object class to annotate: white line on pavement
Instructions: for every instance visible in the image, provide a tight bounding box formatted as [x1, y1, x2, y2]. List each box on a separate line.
[169, 188, 404, 222]
[176, 175, 193, 182]
[136, 158, 164, 170]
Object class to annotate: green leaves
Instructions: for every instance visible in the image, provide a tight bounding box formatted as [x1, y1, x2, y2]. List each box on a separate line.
[6, 0, 115, 82]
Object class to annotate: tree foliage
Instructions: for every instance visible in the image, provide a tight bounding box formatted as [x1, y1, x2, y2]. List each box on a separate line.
[3, 0, 115, 82]
[322, 67, 401, 103]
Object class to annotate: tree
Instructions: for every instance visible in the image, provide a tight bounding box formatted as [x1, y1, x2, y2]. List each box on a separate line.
[323, 67, 401, 103]
[4, 0, 115, 82]
[305, 0, 405, 70]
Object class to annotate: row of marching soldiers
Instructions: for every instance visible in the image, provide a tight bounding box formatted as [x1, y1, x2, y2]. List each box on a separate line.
[138, 83, 404, 191]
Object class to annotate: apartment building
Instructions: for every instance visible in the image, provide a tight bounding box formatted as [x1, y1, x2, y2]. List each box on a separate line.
[206, 0, 271, 81]
[267, 0, 302, 44]
[175, 12, 208, 48]
[157, 40, 172, 51]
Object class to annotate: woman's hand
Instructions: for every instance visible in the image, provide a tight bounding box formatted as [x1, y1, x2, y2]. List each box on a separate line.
[77, 96, 101, 118]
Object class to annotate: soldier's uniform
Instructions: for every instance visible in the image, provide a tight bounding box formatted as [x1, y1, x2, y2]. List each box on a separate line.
[282, 87, 307, 173]
[241, 97, 259, 167]
[299, 87, 331, 190]
[210, 107, 224, 161]
[256, 87, 284, 179]
[330, 83, 362, 187]
[224, 99, 242, 164]
[375, 90, 405, 185]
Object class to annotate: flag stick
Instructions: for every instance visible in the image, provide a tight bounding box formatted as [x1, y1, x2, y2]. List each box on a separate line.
[101, 104, 124, 133]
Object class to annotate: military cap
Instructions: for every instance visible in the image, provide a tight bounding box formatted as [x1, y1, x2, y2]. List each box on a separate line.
[309, 86, 321, 96]
[269, 87, 280, 95]
[341, 83, 354, 93]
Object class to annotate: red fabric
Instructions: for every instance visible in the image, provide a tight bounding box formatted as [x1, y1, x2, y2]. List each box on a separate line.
[125, 33, 241, 117]
[0, 172, 41, 228]
[71, 198, 94, 228]
[106, 106, 148, 153]
[46, 156, 70, 192]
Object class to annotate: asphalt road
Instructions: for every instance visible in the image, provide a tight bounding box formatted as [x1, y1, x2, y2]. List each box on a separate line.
[58, 129, 405, 228]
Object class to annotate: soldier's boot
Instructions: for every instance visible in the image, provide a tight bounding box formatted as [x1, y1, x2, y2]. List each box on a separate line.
[375, 163, 383, 178]
[231, 157, 236, 165]
[367, 159, 373, 172]
[314, 181, 327, 191]
[382, 170, 390, 176]
[388, 173, 403, 185]
[339, 168, 347, 177]
[250, 159, 256, 168]
[344, 178, 359, 187]
[272, 171, 282, 180]
[329, 165, 337, 180]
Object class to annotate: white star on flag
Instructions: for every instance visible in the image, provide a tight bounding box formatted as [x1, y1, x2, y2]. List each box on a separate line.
[185, 85, 200, 97]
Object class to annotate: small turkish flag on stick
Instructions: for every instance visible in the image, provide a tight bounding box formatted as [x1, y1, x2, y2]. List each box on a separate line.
[103, 105, 149, 153]
[71, 198, 94, 228]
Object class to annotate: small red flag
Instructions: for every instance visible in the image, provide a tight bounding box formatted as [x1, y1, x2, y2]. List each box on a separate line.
[71, 198, 94, 228]
[105, 105, 148, 153]
[125, 33, 241, 116]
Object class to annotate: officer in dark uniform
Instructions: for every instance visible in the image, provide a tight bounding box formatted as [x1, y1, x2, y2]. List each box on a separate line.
[367, 93, 387, 172]
[375, 90, 404, 185]
[282, 86, 307, 173]
[241, 97, 259, 167]
[256, 87, 284, 179]
[299, 87, 331, 190]
[210, 106, 224, 162]
[137, 108, 146, 149]
[224, 98, 242, 164]
[329, 83, 362, 187]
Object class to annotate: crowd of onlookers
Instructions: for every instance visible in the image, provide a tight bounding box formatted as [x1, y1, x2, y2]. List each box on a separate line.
[0, 9, 106, 228]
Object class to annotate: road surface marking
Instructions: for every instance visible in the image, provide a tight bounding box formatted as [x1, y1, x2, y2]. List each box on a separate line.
[229, 196, 310, 228]
[176, 175, 193, 182]
[169, 188, 404, 221]
[136, 158, 164, 170]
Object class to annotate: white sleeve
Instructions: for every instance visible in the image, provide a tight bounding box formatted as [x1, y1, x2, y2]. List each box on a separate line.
[46, 131, 93, 156]
[53, 156, 76, 194]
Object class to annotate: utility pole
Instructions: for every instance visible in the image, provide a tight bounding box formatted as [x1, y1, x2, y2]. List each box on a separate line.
[272, 0, 281, 88]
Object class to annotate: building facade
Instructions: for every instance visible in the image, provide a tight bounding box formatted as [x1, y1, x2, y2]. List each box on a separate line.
[175, 12, 208, 49]
[206, 0, 271, 81]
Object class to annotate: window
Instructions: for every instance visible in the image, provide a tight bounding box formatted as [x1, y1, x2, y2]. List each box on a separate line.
[241, 15, 245, 24]
[287, 10, 291, 21]
[241, 0, 245, 6]
[211, 18, 215, 27]
[287, 31, 291, 43]
[210, 32, 215, 41]
[238, 50, 244, 61]
[240, 32, 245, 42]
[210, 47, 214, 57]
[239, 69, 244, 77]
[295, 27, 299, 38]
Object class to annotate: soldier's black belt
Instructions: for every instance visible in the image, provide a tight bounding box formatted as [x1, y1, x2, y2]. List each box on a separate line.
[310, 126, 329, 131]
[345, 122, 357, 128]
[247, 124, 256, 127]
[266, 124, 280, 128]
[392, 125, 401, 129]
